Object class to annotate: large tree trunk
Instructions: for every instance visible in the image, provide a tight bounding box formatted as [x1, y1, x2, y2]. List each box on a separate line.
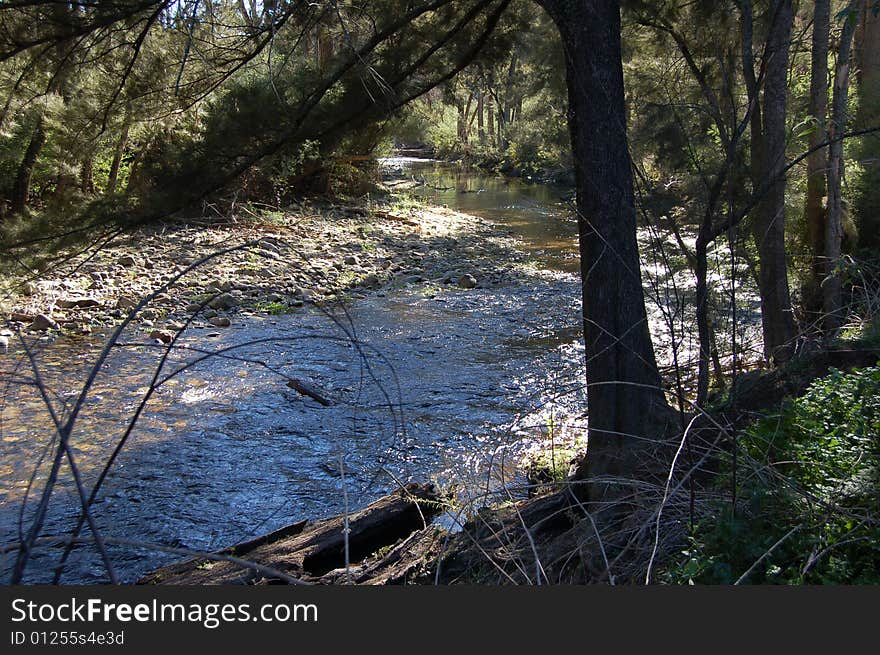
[804, 0, 830, 323]
[536, 0, 667, 495]
[854, 2, 880, 248]
[747, 0, 797, 363]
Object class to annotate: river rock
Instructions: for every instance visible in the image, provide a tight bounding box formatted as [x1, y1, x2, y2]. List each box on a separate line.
[117, 255, 138, 268]
[361, 274, 380, 287]
[29, 314, 59, 331]
[57, 297, 101, 309]
[22, 282, 38, 296]
[112, 296, 137, 312]
[208, 316, 231, 327]
[207, 280, 234, 293]
[207, 293, 236, 310]
[10, 312, 33, 323]
[344, 255, 360, 266]
[149, 329, 175, 344]
[458, 274, 477, 289]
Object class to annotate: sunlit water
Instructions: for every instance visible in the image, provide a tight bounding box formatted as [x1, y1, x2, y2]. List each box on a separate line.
[1, 160, 591, 583]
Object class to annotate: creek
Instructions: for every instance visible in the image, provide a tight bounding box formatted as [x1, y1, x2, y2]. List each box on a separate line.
[1, 159, 590, 583]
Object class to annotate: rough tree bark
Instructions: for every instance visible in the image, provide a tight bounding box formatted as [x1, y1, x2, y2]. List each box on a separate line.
[744, 0, 797, 362]
[804, 0, 830, 323]
[854, 1, 880, 248]
[536, 0, 668, 495]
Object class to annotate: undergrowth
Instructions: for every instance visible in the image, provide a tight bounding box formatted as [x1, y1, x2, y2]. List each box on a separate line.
[667, 365, 880, 584]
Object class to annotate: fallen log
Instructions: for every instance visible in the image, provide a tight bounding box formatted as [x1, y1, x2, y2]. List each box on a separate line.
[139, 483, 442, 585]
[286, 378, 333, 406]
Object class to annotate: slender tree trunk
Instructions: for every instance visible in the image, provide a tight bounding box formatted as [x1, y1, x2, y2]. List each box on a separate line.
[107, 120, 130, 194]
[537, 0, 667, 494]
[463, 93, 473, 147]
[10, 116, 45, 215]
[505, 53, 517, 125]
[804, 0, 830, 323]
[746, 0, 797, 363]
[477, 92, 485, 145]
[825, 0, 865, 333]
[456, 100, 467, 143]
[486, 93, 495, 148]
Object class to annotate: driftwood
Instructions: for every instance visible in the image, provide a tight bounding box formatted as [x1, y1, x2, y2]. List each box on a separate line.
[139, 483, 442, 585]
[286, 378, 333, 406]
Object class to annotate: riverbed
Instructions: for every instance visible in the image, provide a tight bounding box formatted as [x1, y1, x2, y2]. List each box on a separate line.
[1, 160, 592, 583]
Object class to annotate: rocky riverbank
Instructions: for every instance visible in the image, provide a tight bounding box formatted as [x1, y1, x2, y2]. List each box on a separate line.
[0, 197, 540, 341]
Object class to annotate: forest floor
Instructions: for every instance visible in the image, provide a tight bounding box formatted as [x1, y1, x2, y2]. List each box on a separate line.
[0, 196, 542, 339]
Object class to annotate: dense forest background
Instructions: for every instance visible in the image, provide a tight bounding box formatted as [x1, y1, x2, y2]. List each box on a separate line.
[1, 0, 879, 585]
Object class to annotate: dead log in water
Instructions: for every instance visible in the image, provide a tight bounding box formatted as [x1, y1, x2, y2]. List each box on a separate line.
[139, 483, 442, 585]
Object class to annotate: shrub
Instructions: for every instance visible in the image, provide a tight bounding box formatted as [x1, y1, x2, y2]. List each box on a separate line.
[668, 366, 880, 584]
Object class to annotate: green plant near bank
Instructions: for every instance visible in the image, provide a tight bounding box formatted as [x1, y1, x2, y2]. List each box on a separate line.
[668, 366, 880, 585]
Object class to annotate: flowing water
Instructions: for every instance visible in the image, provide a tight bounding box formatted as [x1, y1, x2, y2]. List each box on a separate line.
[1, 160, 591, 583]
